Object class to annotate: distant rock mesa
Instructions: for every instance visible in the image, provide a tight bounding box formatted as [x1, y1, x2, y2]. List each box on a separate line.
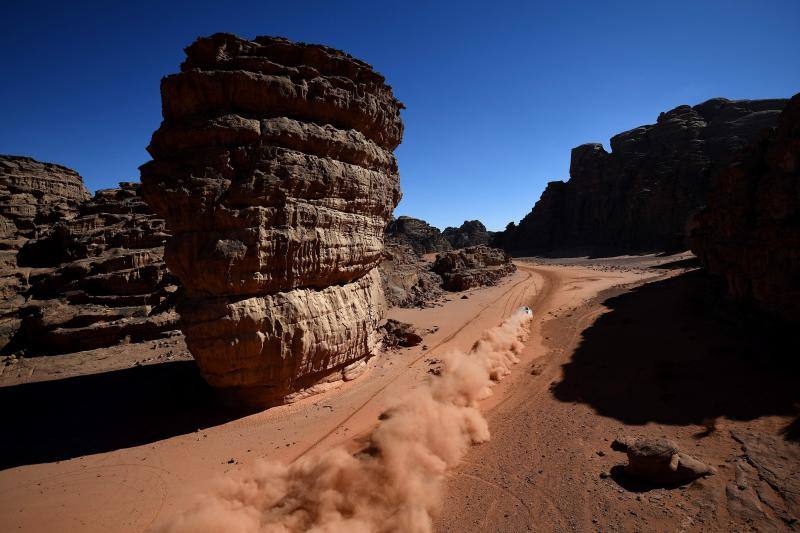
[690, 92, 800, 324]
[140, 33, 404, 404]
[497, 98, 787, 255]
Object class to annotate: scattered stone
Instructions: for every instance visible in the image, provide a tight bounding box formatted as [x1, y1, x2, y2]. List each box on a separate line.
[382, 319, 424, 347]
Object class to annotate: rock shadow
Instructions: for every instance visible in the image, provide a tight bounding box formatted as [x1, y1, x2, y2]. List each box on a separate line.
[552, 270, 800, 427]
[607, 465, 695, 493]
[0, 360, 254, 470]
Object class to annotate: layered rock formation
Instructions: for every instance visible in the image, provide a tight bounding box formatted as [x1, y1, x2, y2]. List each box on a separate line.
[0, 156, 179, 355]
[385, 215, 452, 254]
[442, 219, 491, 249]
[0, 156, 90, 239]
[433, 245, 516, 291]
[13, 182, 178, 354]
[140, 33, 404, 404]
[0, 155, 91, 347]
[690, 92, 800, 324]
[498, 98, 787, 255]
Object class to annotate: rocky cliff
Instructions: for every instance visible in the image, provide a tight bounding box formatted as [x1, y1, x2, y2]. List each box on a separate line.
[690, 92, 800, 324]
[0, 157, 178, 354]
[140, 33, 404, 405]
[497, 98, 788, 255]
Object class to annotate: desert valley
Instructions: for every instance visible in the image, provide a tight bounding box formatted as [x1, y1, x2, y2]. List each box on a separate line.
[1, 9, 799, 533]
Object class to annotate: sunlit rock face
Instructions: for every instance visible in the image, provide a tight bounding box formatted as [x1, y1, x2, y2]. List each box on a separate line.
[141, 33, 404, 405]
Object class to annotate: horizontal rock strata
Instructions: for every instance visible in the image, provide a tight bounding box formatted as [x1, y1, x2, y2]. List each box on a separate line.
[0, 165, 179, 355]
[141, 33, 404, 404]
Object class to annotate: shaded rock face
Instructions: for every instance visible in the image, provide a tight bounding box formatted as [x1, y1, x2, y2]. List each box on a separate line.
[385, 216, 451, 255]
[140, 33, 404, 404]
[379, 241, 443, 308]
[690, 92, 800, 324]
[499, 98, 787, 255]
[0, 161, 179, 355]
[433, 246, 516, 291]
[442, 220, 491, 249]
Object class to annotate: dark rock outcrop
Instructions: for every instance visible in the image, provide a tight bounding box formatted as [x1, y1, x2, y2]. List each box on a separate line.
[381, 319, 423, 347]
[385, 216, 451, 255]
[433, 246, 516, 291]
[140, 33, 403, 405]
[498, 98, 788, 255]
[690, 92, 800, 324]
[380, 241, 443, 308]
[0, 160, 179, 355]
[442, 220, 491, 249]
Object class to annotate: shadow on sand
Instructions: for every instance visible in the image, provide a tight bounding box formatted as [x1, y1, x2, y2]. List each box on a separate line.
[0, 360, 255, 470]
[552, 270, 800, 433]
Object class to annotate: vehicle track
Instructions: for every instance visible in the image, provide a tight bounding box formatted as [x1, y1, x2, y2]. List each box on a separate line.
[290, 266, 543, 462]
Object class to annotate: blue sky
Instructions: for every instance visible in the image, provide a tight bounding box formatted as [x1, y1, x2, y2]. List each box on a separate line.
[2, 1, 798, 231]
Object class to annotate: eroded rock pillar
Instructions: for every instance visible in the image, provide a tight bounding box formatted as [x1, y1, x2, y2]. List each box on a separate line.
[141, 33, 403, 405]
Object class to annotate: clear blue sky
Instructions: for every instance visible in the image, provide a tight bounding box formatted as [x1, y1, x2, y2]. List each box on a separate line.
[2, 1, 798, 231]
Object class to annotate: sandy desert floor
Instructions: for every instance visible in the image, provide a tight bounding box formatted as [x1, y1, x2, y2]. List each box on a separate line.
[1, 255, 798, 532]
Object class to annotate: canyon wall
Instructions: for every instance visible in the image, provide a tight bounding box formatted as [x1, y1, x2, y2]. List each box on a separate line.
[140, 33, 404, 405]
[497, 98, 787, 255]
[1, 156, 177, 354]
[690, 92, 800, 324]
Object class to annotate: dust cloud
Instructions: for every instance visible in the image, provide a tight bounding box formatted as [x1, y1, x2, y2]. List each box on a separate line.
[158, 307, 533, 533]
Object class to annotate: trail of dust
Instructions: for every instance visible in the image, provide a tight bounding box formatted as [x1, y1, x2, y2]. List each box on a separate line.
[156, 308, 534, 533]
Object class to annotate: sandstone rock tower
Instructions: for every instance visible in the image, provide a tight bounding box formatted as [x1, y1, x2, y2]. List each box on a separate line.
[140, 33, 404, 404]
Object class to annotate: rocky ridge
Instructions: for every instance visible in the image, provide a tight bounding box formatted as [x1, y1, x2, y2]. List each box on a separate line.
[690, 92, 800, 324]
[0, 156, 178, 355]
[497, 97, 788, 255]
[140, 33, 404, 404]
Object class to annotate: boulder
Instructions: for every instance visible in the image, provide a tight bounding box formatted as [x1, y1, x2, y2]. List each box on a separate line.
[690, 92, 800, 324]
[140, 33, 404, 405]
[381, 319, 424, 347]
[433, 245, 516, 291]
[497, 98, 788, 255]
[611, 436, 715, 485]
